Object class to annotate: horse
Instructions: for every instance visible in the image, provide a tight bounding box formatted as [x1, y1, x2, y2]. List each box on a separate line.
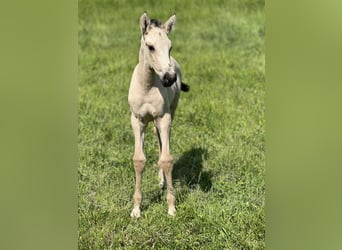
[128, 12, 189, 218]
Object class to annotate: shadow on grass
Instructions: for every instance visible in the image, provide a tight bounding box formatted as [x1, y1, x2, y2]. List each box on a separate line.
[173, 147, 212, 192]
[145, 147, 212, 208]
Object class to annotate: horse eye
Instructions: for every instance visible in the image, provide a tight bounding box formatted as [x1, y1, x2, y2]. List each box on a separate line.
[147, 45, 155, 52]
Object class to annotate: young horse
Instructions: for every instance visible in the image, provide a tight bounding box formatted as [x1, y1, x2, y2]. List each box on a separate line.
[128, 12, 189, 218]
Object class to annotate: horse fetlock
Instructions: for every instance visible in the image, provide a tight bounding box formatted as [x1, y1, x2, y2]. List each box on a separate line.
[167, 191, 175, 204]
[133, 190, 142, 204]
[131, 191, 142, 218]
[130, 206, 141, 218]
[167, 193, 176, 216]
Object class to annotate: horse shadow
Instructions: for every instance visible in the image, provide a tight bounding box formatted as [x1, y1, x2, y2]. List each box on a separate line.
[173, 147, 212, 197]
[146, 147, 212, 207]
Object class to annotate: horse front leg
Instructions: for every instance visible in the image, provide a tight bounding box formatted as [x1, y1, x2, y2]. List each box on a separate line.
[156, 113, 176, 216]
[130, 114, 146, 218]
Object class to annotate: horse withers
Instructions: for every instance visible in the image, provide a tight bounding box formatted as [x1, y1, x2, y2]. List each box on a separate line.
[128, 12, 189, 218]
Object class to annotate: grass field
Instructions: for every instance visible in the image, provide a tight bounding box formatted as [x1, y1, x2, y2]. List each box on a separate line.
[79, 0, 265, 249]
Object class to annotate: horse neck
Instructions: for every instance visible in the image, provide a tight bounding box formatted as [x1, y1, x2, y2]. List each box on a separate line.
[137, 39, 156, 89]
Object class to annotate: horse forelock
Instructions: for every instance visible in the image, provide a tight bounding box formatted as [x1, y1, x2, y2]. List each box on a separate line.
[150, 19, 162, 28]
[142, 19, 164, 38]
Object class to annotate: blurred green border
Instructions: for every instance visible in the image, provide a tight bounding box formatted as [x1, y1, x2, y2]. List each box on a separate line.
[0, 1, 77, 250]
[266, 0, 342, 249]
[1, 1, 342, 249]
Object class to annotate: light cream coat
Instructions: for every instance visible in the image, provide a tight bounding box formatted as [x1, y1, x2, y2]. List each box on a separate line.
[128, 13, 187, 217]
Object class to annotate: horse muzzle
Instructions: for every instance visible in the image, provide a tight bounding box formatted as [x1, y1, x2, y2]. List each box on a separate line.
[162, 72, 177, 87]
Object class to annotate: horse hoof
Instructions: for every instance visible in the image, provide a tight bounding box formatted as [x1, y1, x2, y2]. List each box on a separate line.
[130, 207, 141, 218]
[168, 207, 176, 216]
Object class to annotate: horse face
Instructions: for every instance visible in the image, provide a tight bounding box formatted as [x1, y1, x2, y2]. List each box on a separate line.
[140, 14, 177, 87]
[144, 29, 176, 87]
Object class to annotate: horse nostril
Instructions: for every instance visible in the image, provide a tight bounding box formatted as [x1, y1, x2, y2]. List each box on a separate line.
[163, 73, 170, 82]
[163, 73, 177, 87]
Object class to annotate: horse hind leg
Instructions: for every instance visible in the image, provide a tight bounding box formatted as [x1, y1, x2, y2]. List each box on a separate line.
[158, 168, 166, 189]
[154, 126, 166, 189]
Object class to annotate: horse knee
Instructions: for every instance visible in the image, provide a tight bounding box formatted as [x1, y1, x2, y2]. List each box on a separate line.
[133, 161, 145, 174]
[133, 154, 146, 170]
[158, 156, 173, 171]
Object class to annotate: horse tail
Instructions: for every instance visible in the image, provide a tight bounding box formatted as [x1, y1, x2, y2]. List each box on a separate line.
[181, 82, 190, 92]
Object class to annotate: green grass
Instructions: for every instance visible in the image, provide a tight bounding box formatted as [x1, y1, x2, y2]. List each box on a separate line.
[79, 0, 265, 249]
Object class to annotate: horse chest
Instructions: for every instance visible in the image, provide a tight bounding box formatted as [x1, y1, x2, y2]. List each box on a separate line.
[131, 89, 167, 121]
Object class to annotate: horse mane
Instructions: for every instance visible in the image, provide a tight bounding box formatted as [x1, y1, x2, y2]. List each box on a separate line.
[150, 19, 162, 28]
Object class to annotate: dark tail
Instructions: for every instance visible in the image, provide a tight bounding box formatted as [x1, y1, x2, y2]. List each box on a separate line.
[181, 82, 190, 92]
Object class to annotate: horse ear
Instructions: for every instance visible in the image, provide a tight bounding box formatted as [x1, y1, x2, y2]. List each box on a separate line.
[165, 14, 176, 35]
[140, 12, 150, 35]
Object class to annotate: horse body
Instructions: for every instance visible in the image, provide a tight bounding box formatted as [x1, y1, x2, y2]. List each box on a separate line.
[128, 13, 188, 218]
